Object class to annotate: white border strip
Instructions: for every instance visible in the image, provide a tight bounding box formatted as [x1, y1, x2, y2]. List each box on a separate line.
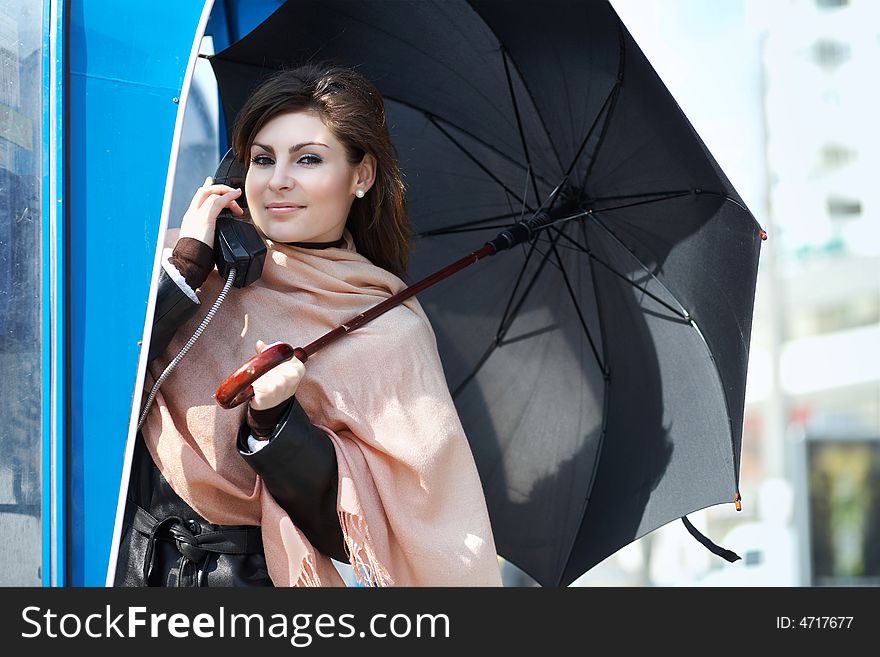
[105, 0, 216, 586]
[48, 0, 61, 588]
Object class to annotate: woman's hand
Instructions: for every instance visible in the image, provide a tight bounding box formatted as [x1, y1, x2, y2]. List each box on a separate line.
[179, 176, 244, 246]
[249, 340, 306, 410]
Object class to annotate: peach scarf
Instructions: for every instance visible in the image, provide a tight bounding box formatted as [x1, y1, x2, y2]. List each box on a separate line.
[141, 229, 502, 586]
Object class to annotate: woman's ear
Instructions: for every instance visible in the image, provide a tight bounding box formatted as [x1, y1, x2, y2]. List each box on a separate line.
[354, 153, 377, 195]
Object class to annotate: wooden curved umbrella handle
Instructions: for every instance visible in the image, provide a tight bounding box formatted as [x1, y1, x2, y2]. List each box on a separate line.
[213, 342, 305, 409]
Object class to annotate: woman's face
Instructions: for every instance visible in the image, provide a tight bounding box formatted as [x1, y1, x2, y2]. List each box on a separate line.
[245, 111, 373, 243]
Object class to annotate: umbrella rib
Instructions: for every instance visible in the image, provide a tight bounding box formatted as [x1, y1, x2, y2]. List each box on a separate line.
[419, 223, 517, 237]
[497, 241, 540, 337]
[322, 5, 525, 135]
[588, 216, 691, 319]
[383, 94, 555, 188]
[416, 211, 526, 238]
[562, 81, 619, 183]
[685, 315, 741, 491]
[548, 235, 606, 374]
[553, 219, 613, 586]
[517, 164, 532, 224]
[531, 80, 620, 222]
[520, 190, 709, 320]
[521, 243, 564, 276]
[577, 18, 627, 192]
[534, 237, 591, 254]
[450, 341, 496, 400]
[588, 189, 747, 215]
[501, 47, 541, 206]
[452, 232, 558, 399]
[548, 226, 688, 320]
[425, 115, 535, 211]
[497, 232, 560, 341]
[587, 190, 693, 203]
[485, 32, 564, 174]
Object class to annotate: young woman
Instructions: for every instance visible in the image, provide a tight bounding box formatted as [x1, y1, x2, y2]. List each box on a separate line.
[115, 63, 502, 587]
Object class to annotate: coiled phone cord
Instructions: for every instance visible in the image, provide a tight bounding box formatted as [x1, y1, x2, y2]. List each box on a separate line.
[136, 268, 237, 431]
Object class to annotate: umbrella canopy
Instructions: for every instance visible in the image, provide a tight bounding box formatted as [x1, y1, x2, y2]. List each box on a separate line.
[209, 0, 763, 587]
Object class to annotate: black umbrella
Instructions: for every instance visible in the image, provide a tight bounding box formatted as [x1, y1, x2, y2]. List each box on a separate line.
[209, 0, 763, 587]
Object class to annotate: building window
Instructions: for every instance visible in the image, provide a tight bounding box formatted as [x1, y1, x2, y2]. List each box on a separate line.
[819, 144, 857, 170]
[812, 39, 851, 69]
[827, 197, 862, 220]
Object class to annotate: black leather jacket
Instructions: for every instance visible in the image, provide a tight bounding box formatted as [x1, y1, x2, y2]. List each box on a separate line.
[115, 268, 346, 587]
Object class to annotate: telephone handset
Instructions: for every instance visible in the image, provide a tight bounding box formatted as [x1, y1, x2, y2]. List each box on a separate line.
[212, 148, 266, 288]
[137, 150, 269, 430]
[207, 150, 302, 409]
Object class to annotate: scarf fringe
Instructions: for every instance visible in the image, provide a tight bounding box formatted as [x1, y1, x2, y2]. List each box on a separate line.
[338, 509, 394, 587]
[294, 549, 322, 587]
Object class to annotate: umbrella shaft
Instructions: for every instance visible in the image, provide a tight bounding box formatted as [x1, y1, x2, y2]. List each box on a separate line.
[301, 243, 497, 358]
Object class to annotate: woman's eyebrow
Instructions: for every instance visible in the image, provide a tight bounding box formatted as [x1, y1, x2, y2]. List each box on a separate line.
[251, 142, 331, 153]
[291, 141, 330, 152]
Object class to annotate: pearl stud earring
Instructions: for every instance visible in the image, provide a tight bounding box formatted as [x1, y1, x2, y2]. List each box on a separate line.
[355, 189, 365, 198]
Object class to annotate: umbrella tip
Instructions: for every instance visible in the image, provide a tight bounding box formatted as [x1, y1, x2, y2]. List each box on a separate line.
[734, 491, 742, 511]
[758, 228, 768, 241]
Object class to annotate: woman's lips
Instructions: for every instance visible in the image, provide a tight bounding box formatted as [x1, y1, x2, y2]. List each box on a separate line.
[265, 205, 305, 216]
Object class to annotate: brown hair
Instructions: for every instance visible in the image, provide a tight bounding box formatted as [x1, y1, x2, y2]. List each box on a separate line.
[231, 63, 412, 280]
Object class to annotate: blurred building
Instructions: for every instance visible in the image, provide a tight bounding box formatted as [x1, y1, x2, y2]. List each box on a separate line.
[750, 0, 879, 438]
[743, 0, 880, 586]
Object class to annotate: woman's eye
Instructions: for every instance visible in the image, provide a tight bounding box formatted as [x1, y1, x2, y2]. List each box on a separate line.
[250, 155, 274, 167]
[298, 154, 322, 166]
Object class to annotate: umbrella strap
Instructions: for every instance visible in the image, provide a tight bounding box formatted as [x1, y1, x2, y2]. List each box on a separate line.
[680, 516, 741, 563]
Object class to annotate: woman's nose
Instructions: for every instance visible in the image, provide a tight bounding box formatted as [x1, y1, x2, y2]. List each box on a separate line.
[268, 167, 295, 192]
